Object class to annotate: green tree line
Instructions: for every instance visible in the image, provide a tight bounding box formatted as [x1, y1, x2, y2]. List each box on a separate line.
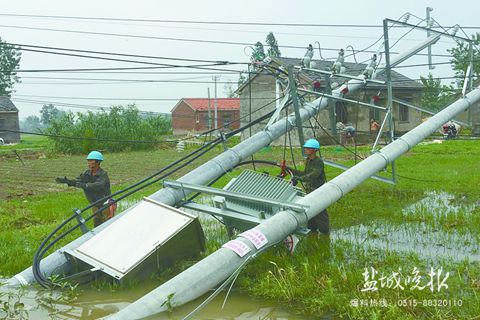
[44, 105, 171, 153]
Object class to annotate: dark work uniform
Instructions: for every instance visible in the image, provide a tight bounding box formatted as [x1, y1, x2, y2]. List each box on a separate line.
[291, 156, 330, 234]
[76, 168, 111, 227]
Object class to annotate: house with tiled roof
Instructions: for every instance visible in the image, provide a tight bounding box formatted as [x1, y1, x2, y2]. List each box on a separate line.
[0, 96, 20, 143]
[171, 98, 240, 134]
[236, 56, 425, 145]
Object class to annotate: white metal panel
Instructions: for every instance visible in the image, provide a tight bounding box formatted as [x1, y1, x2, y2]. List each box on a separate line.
[75, 198, 193, 276]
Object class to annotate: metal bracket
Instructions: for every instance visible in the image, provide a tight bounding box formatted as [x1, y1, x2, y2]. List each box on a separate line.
[265, 92, 290, 129]
[298, 88, 387, 111]
[287, 65, 306, 157]
[295, 66, 386, 85]
[164, 180, 309, 213]
[74, 208, 90, 234]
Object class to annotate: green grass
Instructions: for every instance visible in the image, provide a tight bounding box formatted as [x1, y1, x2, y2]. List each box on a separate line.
[1, 138, 479, 319]
[0, 134, 52, 155]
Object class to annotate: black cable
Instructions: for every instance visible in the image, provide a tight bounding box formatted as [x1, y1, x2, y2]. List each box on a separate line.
[2, 13, 479, 29]
[33, 138, 223, 287]
[8, 42, 238, 65]
[1, 129, 175, 144]
[18, 75, 237, 84]
[32, 103, 278, 287]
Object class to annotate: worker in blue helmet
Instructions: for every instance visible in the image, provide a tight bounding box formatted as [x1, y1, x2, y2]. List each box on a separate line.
[56, 151, 114, 227]
[290, 139, 329, 234]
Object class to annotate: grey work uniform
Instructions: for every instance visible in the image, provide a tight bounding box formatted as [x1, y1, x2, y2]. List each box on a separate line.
[76, 168, 111, 227]
[291, 156, 330, 233]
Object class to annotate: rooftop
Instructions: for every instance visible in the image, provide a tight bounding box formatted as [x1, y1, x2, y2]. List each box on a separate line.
[178, 98, 240, 112]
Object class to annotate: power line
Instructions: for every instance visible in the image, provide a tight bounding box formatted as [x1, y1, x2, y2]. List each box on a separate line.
[13, 94, 275, 101]
[8, 42, 241, 65]
[18, 75, 237, 83]
[0, 24, 381, 53]
[13, 47, 243, 72]
[1, 13, 479, 29]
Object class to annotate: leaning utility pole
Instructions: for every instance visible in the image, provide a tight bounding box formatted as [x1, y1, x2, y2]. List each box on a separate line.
[7, 31, 441, 290]
[106, 34, 451, 319]
[11, 18, 475, 320]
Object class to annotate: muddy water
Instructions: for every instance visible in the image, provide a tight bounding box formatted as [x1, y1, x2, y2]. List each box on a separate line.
[0, 281, 308, 319]
[332, 191, 479, 262]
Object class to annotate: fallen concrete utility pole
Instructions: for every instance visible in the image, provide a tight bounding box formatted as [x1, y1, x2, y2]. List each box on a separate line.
[6, 35, 440, 288]
[109, 84, 480, 320]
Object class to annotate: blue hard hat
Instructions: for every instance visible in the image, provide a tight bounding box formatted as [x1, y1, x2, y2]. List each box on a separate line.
[303, 139, 320, 149]
[86, 151, 104, 161]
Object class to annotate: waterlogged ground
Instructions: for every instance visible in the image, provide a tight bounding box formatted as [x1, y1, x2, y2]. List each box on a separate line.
[0, 282, 308, 319]
[2, 140, 480, 319]
[333, 191, 480, 263]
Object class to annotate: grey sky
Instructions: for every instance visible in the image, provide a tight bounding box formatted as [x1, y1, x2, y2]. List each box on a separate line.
[0, 0, 479, 119]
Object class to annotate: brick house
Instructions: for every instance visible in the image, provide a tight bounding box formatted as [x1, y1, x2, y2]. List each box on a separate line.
[171, 98, 240, 135]
[0, 96, 20, 143]
[236, 57, 428, 145]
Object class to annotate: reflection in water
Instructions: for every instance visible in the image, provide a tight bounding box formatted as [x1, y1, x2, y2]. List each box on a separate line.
[333, 191, 480, 263]
[0, 282, 308, 320]
[332, 222, 480, 262]
[402, 190, 476, 219]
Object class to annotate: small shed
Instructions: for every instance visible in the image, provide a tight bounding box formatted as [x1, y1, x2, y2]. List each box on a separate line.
[0, 97, 20, 143]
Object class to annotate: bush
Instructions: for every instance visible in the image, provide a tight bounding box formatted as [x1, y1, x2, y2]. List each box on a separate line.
[44, 105, 171, 153]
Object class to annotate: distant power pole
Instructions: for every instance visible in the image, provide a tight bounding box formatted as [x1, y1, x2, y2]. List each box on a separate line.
[212, 75, 220, 131]
[207, 88, 212, 130]
[426, 7, 435, 70]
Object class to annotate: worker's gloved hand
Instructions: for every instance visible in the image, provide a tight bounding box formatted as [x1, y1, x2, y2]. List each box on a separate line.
[277, 172, 287, 179]
[291, 176, 298, 186]
[66, 179, 77, 187]
[55, 176, 68, 184]
[75, 181, 87, 189]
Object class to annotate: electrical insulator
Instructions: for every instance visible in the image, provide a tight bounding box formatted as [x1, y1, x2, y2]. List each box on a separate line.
[450, 25, 460, 36]
[363, 54, 377, 79]
[302, 44, 314, 68]
[332, 49, 345, 74]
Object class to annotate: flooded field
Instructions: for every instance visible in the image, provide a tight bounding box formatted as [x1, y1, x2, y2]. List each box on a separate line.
[333, 191, 479, 262]
[1, 190, 479, 319]
[0, 281, 308, 319]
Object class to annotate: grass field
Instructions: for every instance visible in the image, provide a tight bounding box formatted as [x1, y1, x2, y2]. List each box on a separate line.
[0, 134, 479, 319]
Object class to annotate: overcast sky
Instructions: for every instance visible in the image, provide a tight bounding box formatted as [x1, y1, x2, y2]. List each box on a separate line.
[1, 0, 479, 119]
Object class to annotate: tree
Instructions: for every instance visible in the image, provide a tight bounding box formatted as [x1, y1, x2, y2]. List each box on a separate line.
[20, 115, 43, 132]
[266, 32, 281, 57]
[40, 104, 63, 126]
[237, 71, 247, 88]
[447, 33, 480, 86]
[223, 80, 238, 98]
[420, 73, 455, 112]
[0, 37, 21, 96]
[251, 41, 266, 63]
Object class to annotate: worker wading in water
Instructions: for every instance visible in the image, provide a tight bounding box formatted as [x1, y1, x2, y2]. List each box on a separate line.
[56, 151, 115, 227]
[290, 139, 329, 234]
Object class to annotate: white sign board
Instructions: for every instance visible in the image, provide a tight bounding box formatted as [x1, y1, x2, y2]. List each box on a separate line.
[75, 198, 193, 276]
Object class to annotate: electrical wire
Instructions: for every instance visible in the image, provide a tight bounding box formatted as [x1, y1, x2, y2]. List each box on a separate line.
[2, 13, 479, 29]
[7, 42, 239, 65]
[31, 104, 279, 287]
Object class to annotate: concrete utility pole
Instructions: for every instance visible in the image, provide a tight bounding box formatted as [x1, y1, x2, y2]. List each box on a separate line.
[7, 33, 442, 290]
[105, 35, 451, 319]
[11, 27, 464, 320]
[426, 7, 435, 70]
[207, 88, 212, 130]
[212, 75, 220, 131]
